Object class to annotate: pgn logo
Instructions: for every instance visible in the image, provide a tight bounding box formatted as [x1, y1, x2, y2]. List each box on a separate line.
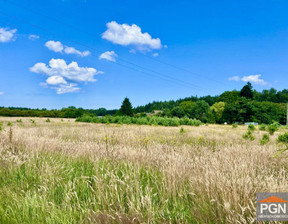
[257, 193, 288, 221]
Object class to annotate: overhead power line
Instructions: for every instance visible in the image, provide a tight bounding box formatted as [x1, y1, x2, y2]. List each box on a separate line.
[0, 1, 216, 93]
[2, 0, 229, 89]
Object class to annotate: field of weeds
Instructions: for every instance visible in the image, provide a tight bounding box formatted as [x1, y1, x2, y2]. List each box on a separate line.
[0, 117, 287, 223]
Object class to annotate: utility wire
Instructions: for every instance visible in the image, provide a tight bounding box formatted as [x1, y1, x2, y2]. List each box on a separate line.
[0, 0, 221, 92]
[2, 0, 229, 88]
[0, 10, 212, 92]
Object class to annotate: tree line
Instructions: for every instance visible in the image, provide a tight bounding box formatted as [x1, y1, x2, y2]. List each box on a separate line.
[1, 83, 288, 124]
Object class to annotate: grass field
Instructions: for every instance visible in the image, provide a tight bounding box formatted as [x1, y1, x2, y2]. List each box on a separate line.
[0, 117, 287, 223]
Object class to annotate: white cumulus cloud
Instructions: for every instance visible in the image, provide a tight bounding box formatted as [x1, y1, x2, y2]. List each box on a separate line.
[99, 51, 118, 62]
[46, 76, 67, 85]
[53, 83, 80, 94]
[0, 27, 17, 43]
[45, 40, 63, 52]
[64, 46, 90, 57]
[30, 58, 101, 82]
[228, 74, 267, 85]
[241, 74, 267, 85]
[30, 58, 103, 94]
[102, 21, 162, 51]
[44, 40, 90, 56]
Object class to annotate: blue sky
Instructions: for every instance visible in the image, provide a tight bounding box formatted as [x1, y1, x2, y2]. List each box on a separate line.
[0, 0, 288, 109]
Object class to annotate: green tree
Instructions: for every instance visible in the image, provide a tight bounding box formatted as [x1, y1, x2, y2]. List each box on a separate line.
[210, 102, 225, 122]
[190, 100, 210, 122]
[240, 82, 253, 99]
[119, 98, 134, 116]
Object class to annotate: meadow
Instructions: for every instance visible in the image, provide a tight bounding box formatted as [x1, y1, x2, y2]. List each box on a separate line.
[0, 117, 287, 223]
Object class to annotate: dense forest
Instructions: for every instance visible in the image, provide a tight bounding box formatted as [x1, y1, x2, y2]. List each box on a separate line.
[1, 83, 288, 124]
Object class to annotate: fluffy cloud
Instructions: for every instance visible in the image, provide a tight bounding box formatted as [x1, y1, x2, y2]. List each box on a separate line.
[0, 92, 4, 95]
[45, 40, 90, 56]
[30, 58, 101, 82]
[152, 53, 159, 57]
[64, 46, 90, 57]
[102, 21, 162, 51]
[29, 34, 40, 40]
[0, 27, 17, 43]
[53, 83, 80, 94]
[30, 59, 103, 94]
[45, 40, 63, 52]
[99, 51, 118, 62]
[228, 74, 267, 85]
[46, 76, 67, 85]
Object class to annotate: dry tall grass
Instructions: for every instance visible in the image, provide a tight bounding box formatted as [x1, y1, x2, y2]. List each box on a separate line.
[0, 117, 287, 223]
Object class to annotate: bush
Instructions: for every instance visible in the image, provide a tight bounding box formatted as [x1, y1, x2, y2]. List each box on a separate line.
[0, 122, 2, 131]
[248, 124, 256, 131]
[259, 124, 266, 131]
[232, 123, 238, 128]
[46, 118, 50, 123]
[260, 134, 270, 145]
[7, 121, 12, 126]
[242, 130, 255, 141]
[76, 115, 202, 127]
[277, 132, 288, 153]
[268, 123, 278, 135]
[180, 127, 186, 134]
[16, 119, 22, 123]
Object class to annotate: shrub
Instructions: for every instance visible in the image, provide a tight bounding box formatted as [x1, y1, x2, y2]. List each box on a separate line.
[268, 123, 278, 135]
[180, 127, 186, 134]
[76, 115, 202, 127]
[0, 122, 2, 131]
[260, 134, 270, 145]
[7, 121, 12, 126]
[277, 132, 288, 153]
[248, 124, 256, 131]
[242, 130, 255, 141]
[46, 118, 50, 123]
[16, 119, 22, 123]
[232, 123, 238, 128]
[259, 124, 266, 131]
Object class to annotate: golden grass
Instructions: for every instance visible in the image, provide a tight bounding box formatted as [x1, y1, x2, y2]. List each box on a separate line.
[0, 117, 287, 223]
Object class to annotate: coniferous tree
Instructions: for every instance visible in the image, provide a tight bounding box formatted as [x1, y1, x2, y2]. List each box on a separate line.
[119, 97, 134, 116]
[240, 82, 253, 99]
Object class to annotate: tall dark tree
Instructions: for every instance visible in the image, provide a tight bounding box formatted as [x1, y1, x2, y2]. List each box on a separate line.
[119, 97, 134, 116]
[240, 82, 253, 99]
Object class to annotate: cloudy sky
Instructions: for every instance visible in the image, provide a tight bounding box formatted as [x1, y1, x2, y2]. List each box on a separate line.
[0, 0, 288, 109]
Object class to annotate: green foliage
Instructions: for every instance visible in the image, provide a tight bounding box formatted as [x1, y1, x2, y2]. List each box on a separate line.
[240, 82, 253, 99]
[0, 122, 2, 131]
[232, 123, 238, 128]
[1, 83, 288, 125]
[259, 124, 267, 131]
[76, 115, 202, 127]
[7, 121, 12, 126]
[248, 124, 256, 131]
[210, 102, 225, 122]
[268, 123, 279, 135]
[180, 127, 186, 134]
[277, 132, 288, 153]
[0, 151, 200, 223]
[119, 98, 134, 117]
[260, 134, 270, 145]
[45, 118, 50, 123]
[242, 130, 255, 141]
[16, 119, 22, 123]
